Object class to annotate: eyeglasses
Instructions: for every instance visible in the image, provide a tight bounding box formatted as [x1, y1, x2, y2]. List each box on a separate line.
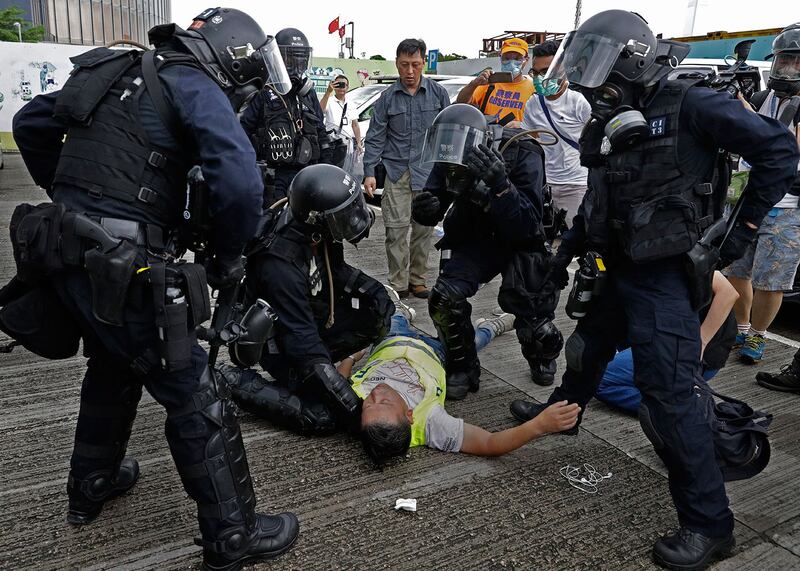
[529, 68, 549, 78]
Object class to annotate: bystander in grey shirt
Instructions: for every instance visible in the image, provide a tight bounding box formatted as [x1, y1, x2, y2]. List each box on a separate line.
[363, 76, 451, 190]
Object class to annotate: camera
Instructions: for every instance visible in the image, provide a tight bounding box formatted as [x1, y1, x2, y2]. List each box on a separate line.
[332, 81, 347, 88]
[706, 39, 761, 101]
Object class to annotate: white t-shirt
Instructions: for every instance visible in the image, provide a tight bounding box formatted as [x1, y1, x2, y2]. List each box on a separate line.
[323, 96, 359, 140]
[522, 87, 592, 185]
[357, 358, 464, 452]
[756, 91, 800, 209]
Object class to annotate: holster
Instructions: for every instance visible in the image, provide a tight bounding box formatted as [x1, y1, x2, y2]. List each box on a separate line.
[148, 261, 210, 372]
[84, 240, 139, 326]
[683, 243, 720, 311]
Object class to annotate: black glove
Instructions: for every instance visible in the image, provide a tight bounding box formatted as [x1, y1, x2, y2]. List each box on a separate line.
[206, 255, 245, 290]
[303, 362, 360, 417]
[719, 220, 757, 269]
[412, 191, 442, 226]
[541, 250, 572, 296]
[464, 144, 510, 195]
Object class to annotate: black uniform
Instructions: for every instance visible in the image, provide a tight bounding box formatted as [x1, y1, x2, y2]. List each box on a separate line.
[240, 86, 332, 203]
[223, 208, 393, 432]
[6, 17, 298, 567]
[421, 130, 561, 398]
[537, 81, 798, 538]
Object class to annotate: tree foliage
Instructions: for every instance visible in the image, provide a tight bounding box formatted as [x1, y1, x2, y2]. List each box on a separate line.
[0, 6, 44, 43]
[369, 54, 386, 60]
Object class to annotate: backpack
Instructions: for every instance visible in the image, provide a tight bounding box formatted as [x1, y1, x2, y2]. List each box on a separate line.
[695, 382, 773, 482]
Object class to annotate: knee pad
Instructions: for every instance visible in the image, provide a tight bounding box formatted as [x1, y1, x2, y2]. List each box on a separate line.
[429, 280, 470, 324]
[564, 331, 587, 373]
[518, 318, 564, 360]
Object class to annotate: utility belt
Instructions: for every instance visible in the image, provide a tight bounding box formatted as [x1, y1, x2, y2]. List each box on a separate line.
[610, 185, 714, 264]
[7, 202, 209, 372]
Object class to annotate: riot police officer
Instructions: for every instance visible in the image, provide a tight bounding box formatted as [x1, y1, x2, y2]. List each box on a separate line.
[509, 11, 799, 570]
[411, 104, 562, 400]
[220, 164, 394, 432]
[240, 28, 333, 205]
[8, 8, 300, 569]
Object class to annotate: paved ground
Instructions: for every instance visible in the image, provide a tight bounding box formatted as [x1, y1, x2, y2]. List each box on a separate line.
[1, 154, 799, 570]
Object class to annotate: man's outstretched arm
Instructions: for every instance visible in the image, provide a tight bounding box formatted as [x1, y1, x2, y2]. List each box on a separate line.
[460, 401, 580, 456]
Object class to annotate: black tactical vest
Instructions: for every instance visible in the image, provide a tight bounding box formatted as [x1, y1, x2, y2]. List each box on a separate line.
[591, 77, 718, 263]
[256, 88, 322, 167]
[52, 47, 190, 228]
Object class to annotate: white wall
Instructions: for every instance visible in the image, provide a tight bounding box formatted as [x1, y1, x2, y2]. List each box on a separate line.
[0, 41, 91, 133]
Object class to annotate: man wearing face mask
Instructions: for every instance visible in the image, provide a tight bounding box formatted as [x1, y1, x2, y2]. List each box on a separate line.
[241, 27, 333, 205]
[219, 164, 395, 433]
[521, 40, 592, 230]
[410, 104, 561, 398]
[8, 7, 301, 569]
[508, 10, 799, 570]
[457, 38, 535, 127]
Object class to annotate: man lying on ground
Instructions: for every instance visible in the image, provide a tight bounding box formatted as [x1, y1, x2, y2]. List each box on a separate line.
[221, 295, 579, 464]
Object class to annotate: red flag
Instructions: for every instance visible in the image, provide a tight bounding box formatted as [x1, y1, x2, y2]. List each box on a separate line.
[328, 17, 339, 34]
[338, 25, 346, 38]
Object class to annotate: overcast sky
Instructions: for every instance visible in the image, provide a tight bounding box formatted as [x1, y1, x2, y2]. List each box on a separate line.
[173, 1, 789, 59]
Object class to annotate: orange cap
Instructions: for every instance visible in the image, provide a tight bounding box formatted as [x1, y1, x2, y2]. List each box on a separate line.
[501, 38, 529, 57]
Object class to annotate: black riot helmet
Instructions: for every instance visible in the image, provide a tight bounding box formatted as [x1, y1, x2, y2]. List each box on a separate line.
[288, 164, 375, 244]
[767, 23, 800, 96]
[276, 28, 313, 81]
[150, 7, 292, 110]
[420, 104, 491, 167]
[544, 10, 690, 148]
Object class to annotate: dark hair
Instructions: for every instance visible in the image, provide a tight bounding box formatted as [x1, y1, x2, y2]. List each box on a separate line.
[532, 40, 561, 59]
[396, 38, 426, 59]
[361, 419, 412, 465]
[333, 74, 349, 85]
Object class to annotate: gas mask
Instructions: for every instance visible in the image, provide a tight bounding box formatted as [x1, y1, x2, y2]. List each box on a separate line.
[582, 80, 649, 149]
[291, 75, 314, 97]
[500, 59, 524, 79]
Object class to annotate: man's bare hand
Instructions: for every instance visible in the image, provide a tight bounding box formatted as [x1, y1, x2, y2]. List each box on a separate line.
[363, 176, 377, 197]
[472, 68, 492, 87]
[537, 401, 581, 433]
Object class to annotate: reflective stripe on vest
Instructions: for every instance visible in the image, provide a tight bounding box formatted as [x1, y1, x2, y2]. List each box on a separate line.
[351, 336, 446, 447]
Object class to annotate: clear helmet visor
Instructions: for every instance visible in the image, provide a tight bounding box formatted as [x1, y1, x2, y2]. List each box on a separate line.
[543, 30, 625, 89]
[280, 46, 313, 78]
[255, 38, 292, 95]
[770, 52, 800, 81]
[324, 188, 374, 243]
[420, 124, 489, 167]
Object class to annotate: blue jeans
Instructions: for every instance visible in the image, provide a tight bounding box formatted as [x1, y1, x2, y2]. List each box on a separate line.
[595, 348, 719, 414]
[387, 314, 494, 364]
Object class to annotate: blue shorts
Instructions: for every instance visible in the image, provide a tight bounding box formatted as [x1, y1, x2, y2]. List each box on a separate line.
[725, 207, 800, 291]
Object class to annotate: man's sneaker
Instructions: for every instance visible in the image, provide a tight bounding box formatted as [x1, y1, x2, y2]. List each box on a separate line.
[739, 334, 766, 364]
[385, 285, 416, 322]
[475, 313, 515, 338]
[509, 400, 579, 435]
[733, 331, 747, 349]
[756, 362, 800, 393]
[652, 527, 734, 571]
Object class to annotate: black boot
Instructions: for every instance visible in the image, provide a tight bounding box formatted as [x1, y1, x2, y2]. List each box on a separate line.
[429, 282, 481, 400]
[653, 528, 734, 570]
[529, 358, 557, 386]
[219, 365, 337, 434]
[756, 360, 800, 393]
[167, 367, 299, 570]
[67, 458, 140, 524]
[509, 400, 579, 435]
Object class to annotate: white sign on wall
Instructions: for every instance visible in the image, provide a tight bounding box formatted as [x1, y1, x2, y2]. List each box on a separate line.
[0, 41, 93, 133]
